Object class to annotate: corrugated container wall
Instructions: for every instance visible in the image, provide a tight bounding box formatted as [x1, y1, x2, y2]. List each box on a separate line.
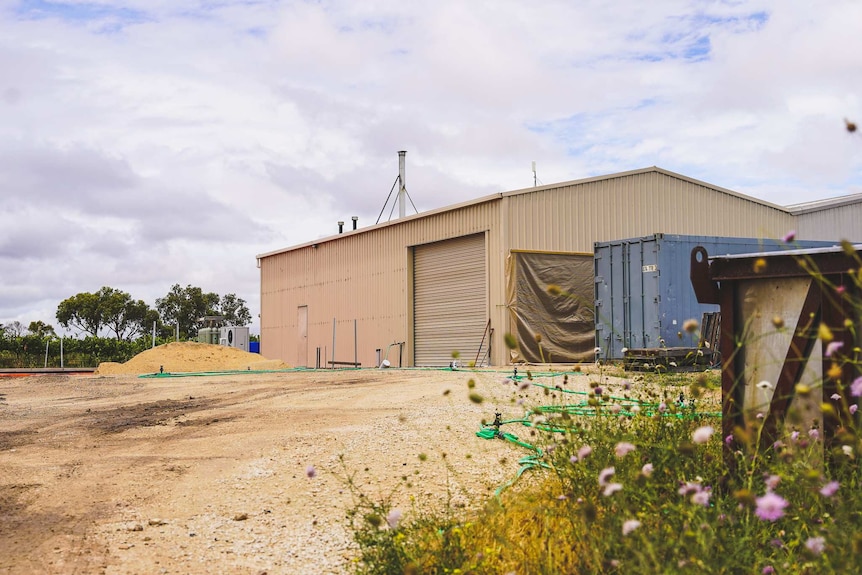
[594, 234, 838, 359]
[259, 200, 501, 368]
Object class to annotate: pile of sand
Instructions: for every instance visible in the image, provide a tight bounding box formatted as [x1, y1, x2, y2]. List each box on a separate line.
[95, 342, 290, 375]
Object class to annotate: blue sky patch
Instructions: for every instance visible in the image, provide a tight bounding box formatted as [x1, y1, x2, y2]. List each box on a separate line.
[15, 0, 149, 28]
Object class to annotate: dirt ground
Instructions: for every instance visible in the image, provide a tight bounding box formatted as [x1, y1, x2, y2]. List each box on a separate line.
[0, 348, 617, 574]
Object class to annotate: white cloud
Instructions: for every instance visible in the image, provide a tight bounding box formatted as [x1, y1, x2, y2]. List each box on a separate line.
[0, 0, 860, 333]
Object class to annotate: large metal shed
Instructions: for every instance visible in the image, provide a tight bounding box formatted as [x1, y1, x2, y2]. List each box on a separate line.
[257, 167, 862, 368]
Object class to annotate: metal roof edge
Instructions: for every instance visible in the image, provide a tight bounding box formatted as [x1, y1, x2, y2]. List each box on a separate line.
[256, 192, 503, 259]
[785, 192, 862, 214]
[709, 243, 853, 260]
[501, 166, 792, 212]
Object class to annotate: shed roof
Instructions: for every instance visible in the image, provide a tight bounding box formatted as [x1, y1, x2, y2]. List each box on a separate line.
[256, 166, 849, 260]
[785, 192, 862, 214]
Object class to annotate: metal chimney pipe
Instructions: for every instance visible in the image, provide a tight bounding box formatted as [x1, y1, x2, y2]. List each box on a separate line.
[351, 216, 358, 230]
[398, 151, 407, 219]
[338, 221, 344, 234]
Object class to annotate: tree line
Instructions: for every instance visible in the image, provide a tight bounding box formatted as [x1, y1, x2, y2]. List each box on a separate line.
[0, 284, 253, 368]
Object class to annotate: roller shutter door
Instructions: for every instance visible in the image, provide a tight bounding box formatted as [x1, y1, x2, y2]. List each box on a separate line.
[414, 234, 487, 366]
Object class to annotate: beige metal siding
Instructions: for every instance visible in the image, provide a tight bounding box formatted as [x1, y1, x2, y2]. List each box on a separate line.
[259, 201, 502, 367]
[504, 171, 797, 252]
[794, 204, 862, 242]
[413, 234, 487, 366]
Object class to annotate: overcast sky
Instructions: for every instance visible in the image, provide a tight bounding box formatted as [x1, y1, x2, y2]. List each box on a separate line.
[1, 0, 860, 336]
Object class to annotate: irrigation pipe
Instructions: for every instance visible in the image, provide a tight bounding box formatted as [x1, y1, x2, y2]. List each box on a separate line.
[476, 376, 721, 495]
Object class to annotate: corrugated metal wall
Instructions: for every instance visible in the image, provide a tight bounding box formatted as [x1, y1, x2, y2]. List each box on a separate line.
[503, 171, 797, 252]
[259, 200, 501, 367]
[794, 203, 862, 242]
[413, 234, 487, 366]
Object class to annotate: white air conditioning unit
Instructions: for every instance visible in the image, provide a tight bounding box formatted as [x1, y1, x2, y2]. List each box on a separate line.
[219, 326, 249, 351]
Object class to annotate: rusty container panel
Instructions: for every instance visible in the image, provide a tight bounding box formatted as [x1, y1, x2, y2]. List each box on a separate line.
[691, 243, 862, 464]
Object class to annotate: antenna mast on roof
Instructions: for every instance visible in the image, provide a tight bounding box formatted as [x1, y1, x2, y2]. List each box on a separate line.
[376, 151, 420, 224]
[398, 151, 407, 218]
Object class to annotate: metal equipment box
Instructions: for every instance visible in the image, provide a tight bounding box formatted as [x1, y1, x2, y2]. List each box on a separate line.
[594, 234, 835, 359]
[219, 326, 250, 352]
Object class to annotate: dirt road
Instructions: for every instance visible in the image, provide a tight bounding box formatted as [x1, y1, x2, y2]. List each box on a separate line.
[0, 367, 608, 574]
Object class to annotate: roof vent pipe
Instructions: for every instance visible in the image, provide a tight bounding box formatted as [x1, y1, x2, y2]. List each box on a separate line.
[398, 150, 407, 219]
[351, 216, 358, 230]
[338, 221, 344, 234]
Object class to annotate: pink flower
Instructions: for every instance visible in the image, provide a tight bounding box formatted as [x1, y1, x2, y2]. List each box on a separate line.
[641, 463, 654, 477]
[782, 230, 796, 243]
[598, 467, 615, 486]
[386, 509, 403, 529]
[577, 445, 593, 461]
[755, 492, 788, 522]
[790, 431, 800, 441]
[306, 465, 317, 478]
[820, 480, 839, 498]
[658, 402, 667, 413]
[603, 482, 623, 497]
[825, 341, 844, 357]
[808, 428, 820, 441]
[691, 490, 711, 506]
[692, 425, 714, 444]
[851, 404, 858, 415]
[831, 393, 841, 401]
[609, 404, 622, 414]
[622, 519, 641, 536]
[678, 481, 701, 496]
[615, 442, 636, 458]
[725, 434, 734, 446]
[805, 536, 825, 555]
[851, 377, 862, 398]
[764, 474, 781, 491]
[762, 567, 775, 574]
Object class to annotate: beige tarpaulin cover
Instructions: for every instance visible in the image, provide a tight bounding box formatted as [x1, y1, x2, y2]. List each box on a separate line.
[507, 251, 595, 363]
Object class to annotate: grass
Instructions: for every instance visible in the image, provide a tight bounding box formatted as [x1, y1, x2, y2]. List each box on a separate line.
[345, 366, 861, 574]
[344, 242, 862, 574]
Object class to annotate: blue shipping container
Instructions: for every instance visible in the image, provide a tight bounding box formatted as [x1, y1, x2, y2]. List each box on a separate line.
[594, 234, 836, 359]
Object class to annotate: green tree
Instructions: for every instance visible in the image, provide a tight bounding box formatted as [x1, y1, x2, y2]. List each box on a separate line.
[56, 291, 104, 337]
[27, 321, 57, 338]
[99, 287, 160, 341]
[156, 284, 220, 340]
[218, 293, 252, 326]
